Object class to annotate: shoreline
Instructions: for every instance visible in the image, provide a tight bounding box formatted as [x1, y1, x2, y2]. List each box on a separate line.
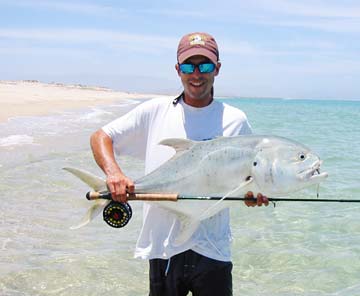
[0, 80, 171, 123]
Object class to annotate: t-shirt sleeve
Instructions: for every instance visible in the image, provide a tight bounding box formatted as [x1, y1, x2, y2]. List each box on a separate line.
[239, 118, 252, 135]
[102, 103, 149, 159]
[222, 103, 253, 136]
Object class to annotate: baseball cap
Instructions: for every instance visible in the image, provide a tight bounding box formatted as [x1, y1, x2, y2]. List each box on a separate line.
[177, 32, 219, 64]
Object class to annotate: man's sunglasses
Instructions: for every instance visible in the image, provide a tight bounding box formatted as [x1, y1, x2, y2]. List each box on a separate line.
[178, 63, 216, 74]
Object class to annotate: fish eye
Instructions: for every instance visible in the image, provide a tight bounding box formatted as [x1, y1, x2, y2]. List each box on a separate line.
[299, 153, 306, 161]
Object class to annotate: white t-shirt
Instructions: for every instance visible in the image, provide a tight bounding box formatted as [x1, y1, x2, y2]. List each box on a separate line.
[102, 96, 252, 261]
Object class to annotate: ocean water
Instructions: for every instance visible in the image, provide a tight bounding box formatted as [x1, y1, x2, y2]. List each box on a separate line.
[0, 97, 359, 296]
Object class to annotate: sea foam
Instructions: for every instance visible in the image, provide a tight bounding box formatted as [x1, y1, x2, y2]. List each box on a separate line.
[0, 134, 34, 147]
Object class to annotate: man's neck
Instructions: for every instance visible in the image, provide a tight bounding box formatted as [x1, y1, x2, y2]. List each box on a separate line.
[183, 94, 213, 108]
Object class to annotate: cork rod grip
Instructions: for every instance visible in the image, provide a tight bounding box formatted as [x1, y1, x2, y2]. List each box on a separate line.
[86, 191, 179, 202]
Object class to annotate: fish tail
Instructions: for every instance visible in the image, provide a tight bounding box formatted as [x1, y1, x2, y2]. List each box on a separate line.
[63, 167, 107, 192]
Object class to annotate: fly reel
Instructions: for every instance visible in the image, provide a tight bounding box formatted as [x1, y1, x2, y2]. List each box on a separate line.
[103, 201, 132, 228]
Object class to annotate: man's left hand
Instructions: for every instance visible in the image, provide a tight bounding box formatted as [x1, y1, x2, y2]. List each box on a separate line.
[244, 191, 269, 207]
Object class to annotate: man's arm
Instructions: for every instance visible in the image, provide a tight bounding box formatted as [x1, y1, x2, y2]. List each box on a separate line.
[90, 129, 134, 203]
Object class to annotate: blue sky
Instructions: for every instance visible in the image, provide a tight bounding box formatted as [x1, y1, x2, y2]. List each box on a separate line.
[0, 0, 359, 100]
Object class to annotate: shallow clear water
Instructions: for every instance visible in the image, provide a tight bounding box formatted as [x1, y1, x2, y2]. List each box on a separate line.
[0, 97, 359, 295]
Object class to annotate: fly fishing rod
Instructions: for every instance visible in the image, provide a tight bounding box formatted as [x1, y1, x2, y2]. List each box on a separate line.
[86, 191, 360, 228]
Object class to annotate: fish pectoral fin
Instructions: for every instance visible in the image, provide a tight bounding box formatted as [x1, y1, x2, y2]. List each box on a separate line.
[173, 214, 200, 246]
[199, 178, 254, 220]
[175, 178, 253, 245]
[70, 199, 109, 230]
[63, 167, 106, 192]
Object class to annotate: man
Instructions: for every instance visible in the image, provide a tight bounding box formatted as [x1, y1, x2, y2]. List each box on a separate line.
[90, 32, 268, 296]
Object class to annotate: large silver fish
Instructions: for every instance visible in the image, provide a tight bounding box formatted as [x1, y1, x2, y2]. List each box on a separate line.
[64, 135, 328, 242]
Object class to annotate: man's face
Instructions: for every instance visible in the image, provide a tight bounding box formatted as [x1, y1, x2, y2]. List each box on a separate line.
[175, 55, 221, 107]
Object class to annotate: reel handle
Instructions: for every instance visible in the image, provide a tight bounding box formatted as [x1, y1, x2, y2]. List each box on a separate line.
[86, 191, 179, 202]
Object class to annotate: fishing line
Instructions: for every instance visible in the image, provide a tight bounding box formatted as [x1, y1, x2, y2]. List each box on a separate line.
[198, 177, 254, 220]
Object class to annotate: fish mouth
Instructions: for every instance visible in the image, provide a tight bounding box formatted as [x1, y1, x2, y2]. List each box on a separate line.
[298, 161, 328, 182]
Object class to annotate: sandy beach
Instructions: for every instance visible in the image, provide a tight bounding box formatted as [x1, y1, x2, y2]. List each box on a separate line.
[0, 80, 167, 123]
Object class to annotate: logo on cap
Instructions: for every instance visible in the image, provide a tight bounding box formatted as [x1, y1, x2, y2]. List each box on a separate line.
[189, 34, 207, 46]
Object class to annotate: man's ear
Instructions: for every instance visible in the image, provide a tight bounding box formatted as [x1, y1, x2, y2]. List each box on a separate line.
[175, 63, 181, 77]
[215, 62, 221, 76]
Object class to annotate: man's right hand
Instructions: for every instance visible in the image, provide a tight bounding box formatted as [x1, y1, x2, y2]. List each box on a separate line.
[90, 129, 135, 203]
[106, 171, 135, 203]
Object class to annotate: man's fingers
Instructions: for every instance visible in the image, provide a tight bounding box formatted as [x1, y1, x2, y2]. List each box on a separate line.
[245, 191, 254, 198]
[257, 194, 262, 206]
[244, 192, 269, 207]
[262, 195, 269, 207]
[107, 176, 135, 203]
[244, 191, 256, 207]
[117, 182, 127, 203]
[257, 193, 269, 207]
[127, 181, 135, 194]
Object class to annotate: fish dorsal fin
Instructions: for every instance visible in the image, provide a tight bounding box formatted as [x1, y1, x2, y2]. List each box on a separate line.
[63, 167, 106, 192]
[159, 138, 194, 153]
